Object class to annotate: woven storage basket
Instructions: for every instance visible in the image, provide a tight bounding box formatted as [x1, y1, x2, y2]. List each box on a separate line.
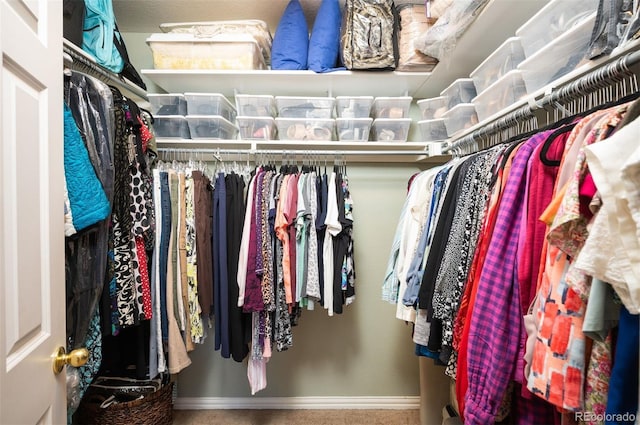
[74, 382, 173, 425]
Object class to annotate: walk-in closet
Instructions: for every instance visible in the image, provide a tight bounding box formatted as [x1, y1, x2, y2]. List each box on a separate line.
[1, 0, 639, 424]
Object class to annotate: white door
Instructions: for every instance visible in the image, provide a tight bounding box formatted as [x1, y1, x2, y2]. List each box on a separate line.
[0, 0, 66, 424]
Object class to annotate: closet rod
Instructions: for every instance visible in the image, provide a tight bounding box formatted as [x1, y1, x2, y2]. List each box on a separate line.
[63, 39, 148, 102]
[157, 148, 431, 157]
[444, 47, 640, 154]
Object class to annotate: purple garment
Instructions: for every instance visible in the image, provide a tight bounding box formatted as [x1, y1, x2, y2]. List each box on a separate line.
[243, 173, 264, 312]
[464, 134, 546, 425]
[512, 383, 561, 425]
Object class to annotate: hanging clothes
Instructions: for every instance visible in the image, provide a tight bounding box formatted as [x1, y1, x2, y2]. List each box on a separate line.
[231, 162, 357, 393]
[226, 172, 251, 362]
[528, 107, 625, 413]
[383, 96, 640, 424]
[65, 71, 164, 417]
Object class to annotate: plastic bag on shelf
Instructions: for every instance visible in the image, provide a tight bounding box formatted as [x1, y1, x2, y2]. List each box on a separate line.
[414, 0, 490, 60]
[396, 3, 439, 71]
[395, 0, 454, 19]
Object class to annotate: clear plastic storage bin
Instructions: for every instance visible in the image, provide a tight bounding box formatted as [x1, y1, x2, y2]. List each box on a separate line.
[515, 0, 598, 58]
[371, 118, 412, 142]
[148, 94, 187, 116]
[184, 93, 236, 122]
[472, 70, 528, 122]
[442, 104, 479, 137]
[154, 116, 190, 138]
[417, 97, 448, 120]
[336, 117, 373, 141]
[470, 37, 526, 94]
[146, 32, 266, 70]
[440, 79, 477, 110]
[235, 94, 276, 117]
[186, 115, 238, 139]
[275, 96, 335, 119]
[335, 96, 374, 118]
[275, 118, 335, 141]
[371, 96, 413, 118]
[159, 19, 273, 65]
[418, 118, 448, 142]
[236, 116, 276, 140]
[518, 13, 596, 94]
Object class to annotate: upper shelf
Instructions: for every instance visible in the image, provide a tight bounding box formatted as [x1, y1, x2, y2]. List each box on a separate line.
[130, 0, 549, 98]
[154, 139, 450, 164]
[141, 69, 431, 97]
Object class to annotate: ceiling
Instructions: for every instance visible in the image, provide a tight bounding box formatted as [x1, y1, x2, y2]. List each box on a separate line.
[112, 0, 343, 33]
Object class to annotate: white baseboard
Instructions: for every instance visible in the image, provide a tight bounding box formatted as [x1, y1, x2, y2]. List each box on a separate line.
[174, 396, 420, 410]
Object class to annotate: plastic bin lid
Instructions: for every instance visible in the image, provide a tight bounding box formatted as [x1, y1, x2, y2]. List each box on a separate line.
[417, 96, 446, 104]
[440, 78, 475, 94]
[148, 93, 185, 97]
[336, 117, 374, 123]
[159, 19, 270, 33]
[155, 115, 186, 119]
[147, 32, 261, 44]
[186, 114, 237, 126]
[470, 37, 523, 78]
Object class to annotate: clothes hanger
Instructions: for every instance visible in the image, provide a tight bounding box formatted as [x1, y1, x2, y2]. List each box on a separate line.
[539, 123, 576, 166]
[279, 151, 287, 174]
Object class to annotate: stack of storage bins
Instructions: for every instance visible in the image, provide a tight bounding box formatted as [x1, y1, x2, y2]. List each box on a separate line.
[147, 20, 272, 70]
[184, 93, 238, 139]
[335, 96, 374, 141]
[440, 79, 478, 137]
[235, 95, 277, 140]
[149, 93, 191, 138]
[470, 37, 528, 122]
[149, 92, 239, 140]
[371, 96, 413, 142]
[516, 0, 598, 93]
[275, 96, 336, 141]
[417, 96, 448, 142]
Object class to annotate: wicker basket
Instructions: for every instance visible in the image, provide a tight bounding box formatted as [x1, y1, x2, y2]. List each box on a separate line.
[74, 382, 173, 425]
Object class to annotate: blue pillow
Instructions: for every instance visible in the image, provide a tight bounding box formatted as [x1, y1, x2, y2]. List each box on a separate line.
[308, 0, 345, 73]
[272, 0, 309, 70]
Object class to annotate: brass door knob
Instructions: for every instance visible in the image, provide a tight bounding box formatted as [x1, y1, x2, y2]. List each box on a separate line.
[52, 346, 89, 374]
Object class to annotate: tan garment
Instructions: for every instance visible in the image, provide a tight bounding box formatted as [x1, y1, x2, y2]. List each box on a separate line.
[178, 172, 194, 351]
[167, 187, 191, 374]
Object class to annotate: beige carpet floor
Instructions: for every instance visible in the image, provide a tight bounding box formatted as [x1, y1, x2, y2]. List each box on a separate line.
[172, 409, 421, 425]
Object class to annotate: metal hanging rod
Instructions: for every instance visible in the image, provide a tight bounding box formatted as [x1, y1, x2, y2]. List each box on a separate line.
[157, 147, 431, 157]
[444, 47, 640, 155]
[63, 39, 148, 102]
